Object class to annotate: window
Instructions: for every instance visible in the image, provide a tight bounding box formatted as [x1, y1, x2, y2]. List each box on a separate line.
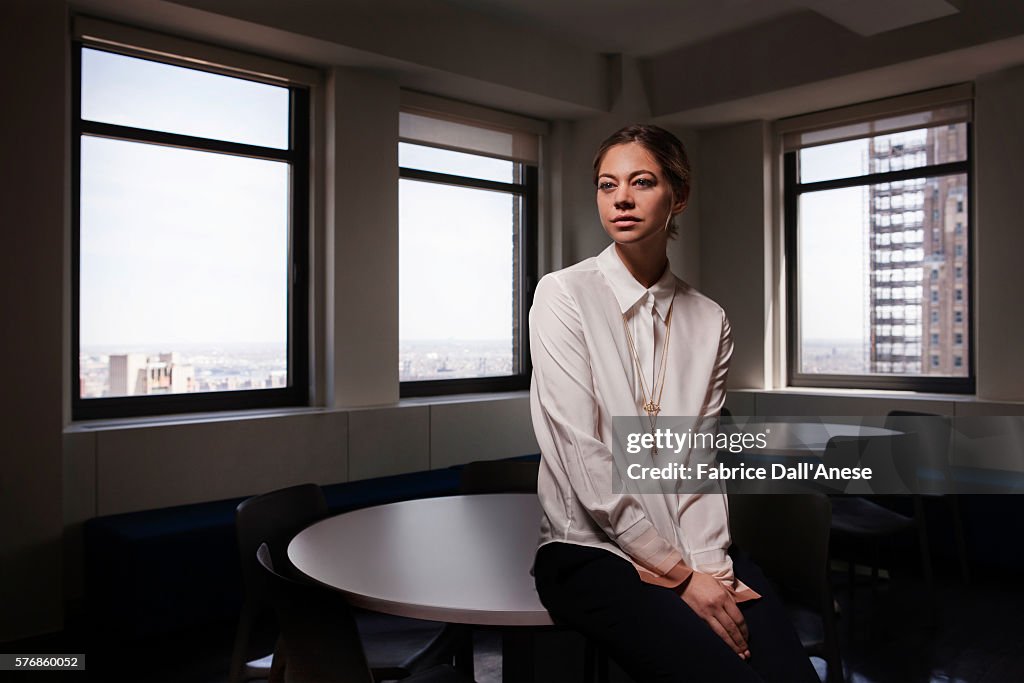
[397, 106, 539, 396]
[783, 89, 973, 391]
[73, 34, 311, 419]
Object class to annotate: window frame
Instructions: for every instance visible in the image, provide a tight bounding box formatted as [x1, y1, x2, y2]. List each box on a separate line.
[397, 148, 538, 398]
[783, 117, 975, 394]
[70, 40, 311, 419]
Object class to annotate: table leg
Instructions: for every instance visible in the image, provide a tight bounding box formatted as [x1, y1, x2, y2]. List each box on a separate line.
[501, 628, 535, 683]
[453, 625, 475, 679]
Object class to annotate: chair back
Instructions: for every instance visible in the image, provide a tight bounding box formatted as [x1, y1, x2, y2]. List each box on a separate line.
[459, 460, 539, 494]
[236, 484, 328, 598]
[256, 543, 374, 683]
[885, 410, 953, 494]
[823, 432, 922, 494]
[728, 493, 832, 612]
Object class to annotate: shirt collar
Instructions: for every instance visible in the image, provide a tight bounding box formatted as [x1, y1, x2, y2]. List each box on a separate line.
[596, 244, 676, 319]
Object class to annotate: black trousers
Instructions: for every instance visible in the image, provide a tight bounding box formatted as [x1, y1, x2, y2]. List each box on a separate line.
[534, 542, 820, 683]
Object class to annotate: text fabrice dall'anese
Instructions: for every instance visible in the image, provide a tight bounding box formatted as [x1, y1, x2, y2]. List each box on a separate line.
[626, 462, 874, 482]
[625, 428, 769, 455]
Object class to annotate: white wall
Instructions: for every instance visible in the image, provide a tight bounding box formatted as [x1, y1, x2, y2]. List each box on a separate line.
[696, 122, 772, 390]
[975, 66, 1024, 401]
[325, 68, 401, 408]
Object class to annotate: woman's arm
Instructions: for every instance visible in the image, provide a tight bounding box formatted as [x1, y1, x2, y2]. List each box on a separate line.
[530, 274, 689, 582]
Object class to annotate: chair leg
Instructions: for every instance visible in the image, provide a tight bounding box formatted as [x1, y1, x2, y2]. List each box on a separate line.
[268, 638, 285, 683]
[949, 495, 971, 584]
[229, 603, 257, 683]
[845, 556, 856, 636]
[583, 639, 595, 683]
[870, 543, 880, 599]
[597, 648, 609, 683]
[913, 496, 935, 626]
[822, 588, 845, 683]
[453, 626, 475, 679]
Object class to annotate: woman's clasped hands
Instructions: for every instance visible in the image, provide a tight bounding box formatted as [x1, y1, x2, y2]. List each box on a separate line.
[678, 571, 751, 661]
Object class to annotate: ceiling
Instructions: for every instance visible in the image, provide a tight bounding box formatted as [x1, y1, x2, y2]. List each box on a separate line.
[441, 0, 961, 57]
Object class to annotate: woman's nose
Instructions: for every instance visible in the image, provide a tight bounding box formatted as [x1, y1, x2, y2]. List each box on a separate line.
[613, 186, 634, 209]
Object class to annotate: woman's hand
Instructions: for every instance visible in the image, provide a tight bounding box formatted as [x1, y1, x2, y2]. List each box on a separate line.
[678, 571, 750, 660]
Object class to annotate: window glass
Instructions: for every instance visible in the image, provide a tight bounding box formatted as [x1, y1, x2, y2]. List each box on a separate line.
[789, 111, 970, 386]
[81, 48, 289, 149]
[399, 142, 514, 183]
[79, 138, 288, 397]
[399, 179, 517, 381]
[799, 123, 967, 184]
[75, 45, 305, 415]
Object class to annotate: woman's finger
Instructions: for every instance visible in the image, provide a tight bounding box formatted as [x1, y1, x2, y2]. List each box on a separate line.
[705, 613, 746, 657]
[723, 597, 749, 642]
[713, 605, 748, 654]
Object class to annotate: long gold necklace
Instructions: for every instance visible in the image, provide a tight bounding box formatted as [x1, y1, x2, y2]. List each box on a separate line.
[622, 294, 675, 454]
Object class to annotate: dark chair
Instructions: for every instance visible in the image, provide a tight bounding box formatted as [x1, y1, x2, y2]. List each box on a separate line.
[458, 460, 539, 494]
[729, 493, 842, 683]
[256, 543, 473, 683]
[230, 483, 458, 683]
[885, 410, 969, 583]
[824, 431, 938, 639]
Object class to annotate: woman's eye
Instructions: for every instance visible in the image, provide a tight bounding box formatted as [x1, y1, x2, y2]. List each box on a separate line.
[635, 177, 654, 187]
[598, 181, 615, 191]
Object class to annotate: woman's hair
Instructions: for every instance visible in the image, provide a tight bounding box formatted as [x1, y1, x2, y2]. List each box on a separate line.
[592, 124, 691, 237]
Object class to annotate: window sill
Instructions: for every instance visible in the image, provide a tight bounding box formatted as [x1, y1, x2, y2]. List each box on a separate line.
[64, 390, 532, 433]
[731, 387, 1024, 405]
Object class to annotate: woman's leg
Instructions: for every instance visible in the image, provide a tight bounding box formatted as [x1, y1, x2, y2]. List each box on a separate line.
[535, 542, 766, 683]
[730, 547, 821, 683]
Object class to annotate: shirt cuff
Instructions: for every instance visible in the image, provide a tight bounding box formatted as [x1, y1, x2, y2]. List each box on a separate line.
[618, 522, 685, 575]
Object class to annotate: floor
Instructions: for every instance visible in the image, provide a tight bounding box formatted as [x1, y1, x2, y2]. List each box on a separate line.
[9, 569, 1023, 682]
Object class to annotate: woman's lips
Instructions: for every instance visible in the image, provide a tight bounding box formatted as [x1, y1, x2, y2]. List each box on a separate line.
[612, 215, 641, 225]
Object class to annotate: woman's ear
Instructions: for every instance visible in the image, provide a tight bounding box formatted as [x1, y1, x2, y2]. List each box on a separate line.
[672, 187, 689, 215]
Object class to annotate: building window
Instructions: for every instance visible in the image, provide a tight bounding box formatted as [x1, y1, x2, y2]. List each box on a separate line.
[73, 40, 310, 419]
[955, 310, 963, 324]
[397, 107, 539, 396]
[783, 91, 972, 392]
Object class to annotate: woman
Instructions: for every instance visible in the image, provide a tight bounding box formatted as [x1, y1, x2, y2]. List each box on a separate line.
[530, 124, 818, 683]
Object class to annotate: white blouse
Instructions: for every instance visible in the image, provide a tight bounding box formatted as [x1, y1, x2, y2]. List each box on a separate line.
[531, 244, 752, 596]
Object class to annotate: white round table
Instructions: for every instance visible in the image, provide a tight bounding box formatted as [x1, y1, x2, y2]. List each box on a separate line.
[288, 493, 553, 627]
[726, 421, 901, 457]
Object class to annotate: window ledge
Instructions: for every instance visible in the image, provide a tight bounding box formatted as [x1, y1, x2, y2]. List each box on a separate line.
[65, 390, 532, 433]
[731, 387, 1024, 405]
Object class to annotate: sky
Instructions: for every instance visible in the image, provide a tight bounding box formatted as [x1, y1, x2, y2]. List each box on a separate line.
[798, 138, 870, 343]
[79, 49, 520, 350]
[80, 48, 290, 348]
[79, 45, 928, 354]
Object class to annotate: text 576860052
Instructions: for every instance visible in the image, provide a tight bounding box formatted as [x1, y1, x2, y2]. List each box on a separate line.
[0, 655, 85, 671]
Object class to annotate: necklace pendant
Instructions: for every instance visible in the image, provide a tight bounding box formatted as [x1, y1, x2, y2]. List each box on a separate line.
[643, 400, 661, 416]
[651, 445, 659, 457]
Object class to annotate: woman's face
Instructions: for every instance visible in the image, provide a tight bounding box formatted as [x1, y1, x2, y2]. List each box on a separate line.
[596, 142, 685, 247]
